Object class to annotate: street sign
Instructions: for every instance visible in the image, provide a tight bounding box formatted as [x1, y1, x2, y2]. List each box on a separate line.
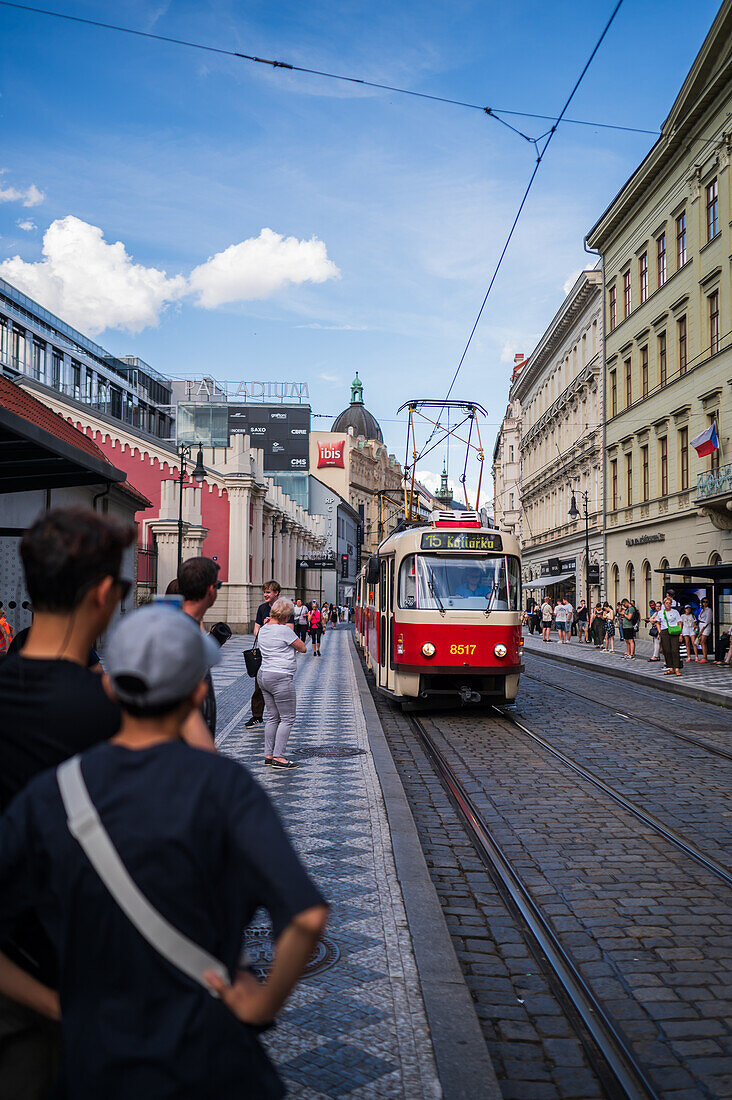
[298, 558, 336, 570]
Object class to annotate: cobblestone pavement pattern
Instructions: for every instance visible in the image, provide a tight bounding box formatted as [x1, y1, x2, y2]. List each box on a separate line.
[366, 644, 732, 1099]
[212, 627, 442, 1100]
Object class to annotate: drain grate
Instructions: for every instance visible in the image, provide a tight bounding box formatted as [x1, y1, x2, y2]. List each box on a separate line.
[295, 746, 366, 758]
[245, 926, 340, 980]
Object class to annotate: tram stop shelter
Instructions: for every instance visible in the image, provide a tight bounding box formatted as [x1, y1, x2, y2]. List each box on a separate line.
[657, 563, 732, 646]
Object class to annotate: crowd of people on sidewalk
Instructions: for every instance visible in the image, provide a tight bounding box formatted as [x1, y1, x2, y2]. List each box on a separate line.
[524, 588, 725, 678]
[0, 506, 330, 1099]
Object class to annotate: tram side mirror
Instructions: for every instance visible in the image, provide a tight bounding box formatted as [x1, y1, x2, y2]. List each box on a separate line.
[366, 555, 381, 584]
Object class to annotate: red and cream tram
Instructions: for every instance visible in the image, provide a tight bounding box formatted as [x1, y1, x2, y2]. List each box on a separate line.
[356, 510, 523, 707]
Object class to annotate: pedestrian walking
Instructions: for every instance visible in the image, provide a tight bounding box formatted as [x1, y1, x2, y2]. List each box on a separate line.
[646, 599, 662, 662]
[246, 581, 289, 729]
[659, 594, 683, 676]
[0, 603, 328, 1100]
[603, 603, 616, 653]
[0, 606, 13, 657]
[554, 598, 568, 643]
[308, 601, 324, 655]
[576, 599, 589, 643]
[293, 599, 309, 642]
[681, 605, 700, 662]
[257, 598, 308, 769]
[540, 597, 553, 641]
[697, 598, 713, 663]
[178, 556, 223, 737]
[590, 604, 605, 648]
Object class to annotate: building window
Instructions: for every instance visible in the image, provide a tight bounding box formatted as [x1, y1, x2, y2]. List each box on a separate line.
[609, 285, 617, 330]
[657, 233, 667, 286]
[625, 357, 632, 407]
[639, 252, 648, 304]
[641, 445, 649, 501]
[709, 414, 720, 472]
[679, 427, 688, 490]
[660, 437, 668, 496]
[676, 211, 687, 267]
[509, 493, 514, 510]
[658, 331, 667, 385]
[51, 351, 62, 389]
[609, 369, 617, 416]
[509, 445, 514, 462]
[611, 459, 618, 510]
[709, 290, 720, 355]
[625, 452, 633, 506]
[31, 341, 45, 382]
[623, 270, 631, 317]
[641, 345, 649, 397]
[706, 177, 719, 241]
[678, 315, 687, 374]
[72, 360, 81, 399]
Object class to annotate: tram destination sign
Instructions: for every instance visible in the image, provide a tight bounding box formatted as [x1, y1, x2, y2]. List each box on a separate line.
[421, 532, 502, 552]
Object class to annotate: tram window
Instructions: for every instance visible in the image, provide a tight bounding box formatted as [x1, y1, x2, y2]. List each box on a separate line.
[398, 554, 521, 611]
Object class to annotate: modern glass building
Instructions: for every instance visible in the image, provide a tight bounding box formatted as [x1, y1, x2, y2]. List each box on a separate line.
[0, 278, 174, 441]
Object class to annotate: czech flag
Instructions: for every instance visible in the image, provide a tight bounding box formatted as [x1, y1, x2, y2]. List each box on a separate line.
[691, 422, 720, 457]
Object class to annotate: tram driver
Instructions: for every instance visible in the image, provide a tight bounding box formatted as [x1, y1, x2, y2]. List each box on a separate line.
[455, 566, 491, 598]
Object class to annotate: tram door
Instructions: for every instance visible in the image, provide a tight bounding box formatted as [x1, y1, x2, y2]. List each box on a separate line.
[378, 560, 387, 688]
[386, 558, 395, 693]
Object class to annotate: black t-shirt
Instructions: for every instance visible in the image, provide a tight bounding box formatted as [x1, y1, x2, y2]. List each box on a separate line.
[576, 606, 588, 623]
[0, 655, 121, 984]
[255, 600, 294, 627]
[0, 741, 326, 1099]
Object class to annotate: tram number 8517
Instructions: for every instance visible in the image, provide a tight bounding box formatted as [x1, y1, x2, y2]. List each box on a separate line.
[449, 644, 477, 655]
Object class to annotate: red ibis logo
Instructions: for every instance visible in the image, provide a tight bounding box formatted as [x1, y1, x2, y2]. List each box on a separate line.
[317, 440, 345, 468]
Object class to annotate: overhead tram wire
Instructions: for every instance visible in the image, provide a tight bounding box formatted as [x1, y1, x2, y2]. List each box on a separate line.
[0, 0, 659, 142]
[440, 0, 627, 411]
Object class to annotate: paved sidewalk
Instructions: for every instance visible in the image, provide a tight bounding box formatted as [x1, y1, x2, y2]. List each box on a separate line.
[213, 627, 444, 1099]
[522, 629, 732, 706]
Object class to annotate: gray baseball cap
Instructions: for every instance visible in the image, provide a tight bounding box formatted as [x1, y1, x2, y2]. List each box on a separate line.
[106, 603, 221, 708]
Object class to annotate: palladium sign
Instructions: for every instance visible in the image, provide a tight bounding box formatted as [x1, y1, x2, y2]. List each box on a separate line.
[184, 378, 309, 402]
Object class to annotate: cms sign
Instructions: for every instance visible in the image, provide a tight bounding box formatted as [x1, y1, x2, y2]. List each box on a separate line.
[317, 440, 345, 469]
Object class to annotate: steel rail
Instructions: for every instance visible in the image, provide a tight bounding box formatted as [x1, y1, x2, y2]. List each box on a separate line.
[523, 667, 732, 763]
[406, 713, 662, 1100]
[494, 707, 732, 889]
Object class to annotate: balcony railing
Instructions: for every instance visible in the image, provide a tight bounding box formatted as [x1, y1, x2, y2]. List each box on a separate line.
[696, 462, 732, 500]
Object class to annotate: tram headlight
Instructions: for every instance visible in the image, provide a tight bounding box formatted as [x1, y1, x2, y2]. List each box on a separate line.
[493, 643, 508, 658]
[421, 641, 437, 658]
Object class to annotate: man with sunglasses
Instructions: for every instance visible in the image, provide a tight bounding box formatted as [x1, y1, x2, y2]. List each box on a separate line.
[0, 507, 135, 1098]
[178, 556, 223, 737]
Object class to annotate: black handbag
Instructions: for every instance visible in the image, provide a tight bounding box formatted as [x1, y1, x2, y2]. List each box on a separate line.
[243, 645, 262, 678]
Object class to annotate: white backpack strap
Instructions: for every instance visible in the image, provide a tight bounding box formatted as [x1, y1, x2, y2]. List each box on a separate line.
[57, 756, 229, 996]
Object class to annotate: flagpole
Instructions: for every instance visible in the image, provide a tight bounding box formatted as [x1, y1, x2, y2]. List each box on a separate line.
[716, 416, 725, 464]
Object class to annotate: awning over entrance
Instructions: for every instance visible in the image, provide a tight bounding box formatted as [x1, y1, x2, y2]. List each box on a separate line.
[525, 572, 576, 589]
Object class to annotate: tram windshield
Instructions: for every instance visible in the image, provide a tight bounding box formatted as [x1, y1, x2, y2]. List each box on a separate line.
[398, 554, 521, 611]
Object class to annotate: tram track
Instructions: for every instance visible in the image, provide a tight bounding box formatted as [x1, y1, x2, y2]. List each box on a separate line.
[406, 712, 662, 1100]
[523, 665, 732, 763]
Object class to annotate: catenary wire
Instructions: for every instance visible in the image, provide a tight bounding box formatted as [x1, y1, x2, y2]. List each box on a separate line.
[0, 0, 659, 140]
[441, 0, 627, 408]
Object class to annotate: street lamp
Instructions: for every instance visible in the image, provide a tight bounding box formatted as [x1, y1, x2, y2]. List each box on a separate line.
[177, 442, 206, 568]
[271, 515, 288, 577]
[568, 489, 591, 631]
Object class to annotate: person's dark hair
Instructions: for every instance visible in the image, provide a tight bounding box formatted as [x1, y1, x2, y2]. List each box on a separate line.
[177, 557, 220, 600]
[113, 674, 195, 719]
[165, 578, 180, 596]
[20, 508, 135, 613]
[264, 580, 281, 594]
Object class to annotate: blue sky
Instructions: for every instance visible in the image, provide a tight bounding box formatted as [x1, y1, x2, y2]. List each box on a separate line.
[0, 0, 722, 500]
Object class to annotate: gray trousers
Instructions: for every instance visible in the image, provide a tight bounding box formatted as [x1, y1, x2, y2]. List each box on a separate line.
[258, 670, 297, 758]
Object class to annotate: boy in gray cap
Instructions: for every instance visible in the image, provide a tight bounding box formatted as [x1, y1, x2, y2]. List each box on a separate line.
[0, 603, 327, 1100]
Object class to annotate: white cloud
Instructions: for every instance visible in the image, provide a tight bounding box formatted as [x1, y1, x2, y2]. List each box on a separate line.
[16, 219, 36, 232]
[298, 321, 366, 331]
[0, 216, 187, 336]
[188, 227, 340, 308]
[0, 218, 340, 336]
[563, 269, 582, 296]
[0, 180, 45, 207]
[319, 372, 341, 383]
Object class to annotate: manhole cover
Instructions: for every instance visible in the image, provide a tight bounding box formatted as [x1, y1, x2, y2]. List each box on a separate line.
[295, 746, 366, 758]
[244, 926, 340, 980]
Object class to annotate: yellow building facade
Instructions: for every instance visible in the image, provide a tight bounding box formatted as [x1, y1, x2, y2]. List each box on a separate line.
[587, 1, 732, 626]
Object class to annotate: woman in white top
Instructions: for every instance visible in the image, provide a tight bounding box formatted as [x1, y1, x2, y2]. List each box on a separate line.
[681, 605, 699, 663]
[697, 598, 712, 663]
[257, 598, 308, 769]
[659, 595, 683, 676]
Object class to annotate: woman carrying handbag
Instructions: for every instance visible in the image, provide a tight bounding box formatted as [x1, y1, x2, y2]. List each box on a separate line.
[659, 594, 683, 676]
